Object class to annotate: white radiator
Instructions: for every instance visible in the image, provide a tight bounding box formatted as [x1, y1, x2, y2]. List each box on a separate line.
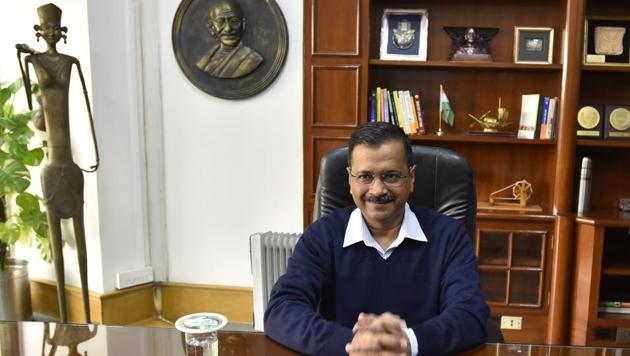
[250, 231, 301, 331]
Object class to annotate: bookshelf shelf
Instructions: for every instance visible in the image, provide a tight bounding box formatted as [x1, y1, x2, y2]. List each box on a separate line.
[602, 265, 630, 277]
[369, 59, 564, 71]
[477, 210, 555, 221]
[575, 210, 630, 227]
[583, 64, 630, 73]
[595, 314, 630, 323]
[576, 139, 630, 148]
[409, 134, 556, 145]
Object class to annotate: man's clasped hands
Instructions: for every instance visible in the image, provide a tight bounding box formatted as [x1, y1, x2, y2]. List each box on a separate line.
[346, 312, 411, 356]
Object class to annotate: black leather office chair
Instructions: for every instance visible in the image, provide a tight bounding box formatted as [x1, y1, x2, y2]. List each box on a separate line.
[312, 145, 504, 343]
[313, 145, 477, 239]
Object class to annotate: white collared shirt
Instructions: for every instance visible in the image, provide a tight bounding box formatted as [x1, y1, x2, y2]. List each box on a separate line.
[342, 202, 425, 355]
[343, 203, 427, 259]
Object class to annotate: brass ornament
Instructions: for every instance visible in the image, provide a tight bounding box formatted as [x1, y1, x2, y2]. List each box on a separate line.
[577, 106, 601, 129]
[468, 97, 511, 132]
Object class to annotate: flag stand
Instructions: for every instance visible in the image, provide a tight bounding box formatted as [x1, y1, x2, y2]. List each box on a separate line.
[436, 109, 445, 136]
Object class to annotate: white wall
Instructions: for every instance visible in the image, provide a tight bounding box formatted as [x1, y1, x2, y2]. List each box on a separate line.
[157, 0, 303, 286]
[2, 0, 303, 291]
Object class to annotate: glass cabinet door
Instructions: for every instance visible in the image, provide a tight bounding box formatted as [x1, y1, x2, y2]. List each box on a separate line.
[477, 229, 547, 307]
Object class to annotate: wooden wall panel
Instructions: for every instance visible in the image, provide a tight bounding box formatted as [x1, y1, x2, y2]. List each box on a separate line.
[312, 0, 360, 55]
[312, 65, 361, 127]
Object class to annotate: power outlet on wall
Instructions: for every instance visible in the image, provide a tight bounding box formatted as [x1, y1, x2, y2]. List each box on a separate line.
[115, 266, 154, 289]
[500, 315, 523, 330]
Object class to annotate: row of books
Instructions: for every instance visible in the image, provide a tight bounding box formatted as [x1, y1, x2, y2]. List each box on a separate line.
[368, 87, 426, 135]
[517, 94, 559, 140]
[598, 301, 630, 315]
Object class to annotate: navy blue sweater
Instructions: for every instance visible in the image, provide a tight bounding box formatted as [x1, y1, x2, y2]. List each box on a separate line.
[264, 205, 489, 355]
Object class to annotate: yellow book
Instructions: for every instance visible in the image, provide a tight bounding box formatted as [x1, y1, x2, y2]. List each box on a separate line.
[375, 87, 381, 122]
[404, 90, 418, 134]
[393, 91, 407, 133]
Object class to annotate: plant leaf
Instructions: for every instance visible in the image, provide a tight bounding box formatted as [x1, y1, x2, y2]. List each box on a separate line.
[36, 235, 52, 262]
[16, 192, 40, 211]
[0, 88, 12, 110]
[0, 221, 21, 245]
[7, 78, 23, 94]
[22, 148, 44, 166]
[0, 159, 30, 193]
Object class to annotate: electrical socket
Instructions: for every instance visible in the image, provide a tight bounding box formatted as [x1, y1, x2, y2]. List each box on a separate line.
[115, 266, 154, 289]
[500, 316, 523, 330]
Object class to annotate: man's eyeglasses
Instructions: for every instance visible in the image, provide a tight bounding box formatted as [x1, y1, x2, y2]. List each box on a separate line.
[347, 166, 415, 186]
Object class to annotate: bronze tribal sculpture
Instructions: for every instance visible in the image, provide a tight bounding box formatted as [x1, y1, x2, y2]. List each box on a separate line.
[16, 3, 99, 323]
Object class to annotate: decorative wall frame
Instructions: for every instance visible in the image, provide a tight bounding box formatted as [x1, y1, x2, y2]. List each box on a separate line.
[584, 16, 630, 66]
[379, 8, 428, 61]
[514, 27, 554, 64]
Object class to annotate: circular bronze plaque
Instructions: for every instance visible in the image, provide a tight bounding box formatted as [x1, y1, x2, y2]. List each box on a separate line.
[172, 0, 288, 99]
[609, 107, 630, 130]
[577, 106, 600, 129]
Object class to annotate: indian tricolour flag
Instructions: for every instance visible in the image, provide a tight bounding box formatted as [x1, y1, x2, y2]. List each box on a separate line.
[440, 84, 455, 127]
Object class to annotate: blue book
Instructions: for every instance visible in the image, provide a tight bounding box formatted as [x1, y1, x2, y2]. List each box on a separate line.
[538, 96, 550, 139]
[368, 90, 376, 122]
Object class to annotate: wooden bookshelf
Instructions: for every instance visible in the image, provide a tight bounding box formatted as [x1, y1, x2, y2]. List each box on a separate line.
[569, 214, 630, 347]
[303, 0, 630, 345]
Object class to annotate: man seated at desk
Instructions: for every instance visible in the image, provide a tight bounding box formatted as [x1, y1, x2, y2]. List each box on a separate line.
[265, 122, 489, 355]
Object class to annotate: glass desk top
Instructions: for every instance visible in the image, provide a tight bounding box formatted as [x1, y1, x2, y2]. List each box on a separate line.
[1, 320, 629, 355]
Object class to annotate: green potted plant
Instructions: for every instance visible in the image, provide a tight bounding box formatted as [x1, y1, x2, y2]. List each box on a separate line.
[0, 78, 50, 320]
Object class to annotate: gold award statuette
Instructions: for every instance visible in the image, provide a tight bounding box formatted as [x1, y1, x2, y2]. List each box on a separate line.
[577, 105, 603, 138]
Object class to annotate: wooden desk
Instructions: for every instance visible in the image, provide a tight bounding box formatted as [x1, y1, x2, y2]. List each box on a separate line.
[1, 321, 629, 355]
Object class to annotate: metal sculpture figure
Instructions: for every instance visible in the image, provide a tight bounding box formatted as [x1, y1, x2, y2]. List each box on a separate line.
[42, 322, 98, 356]
[16, 3, 99, 323]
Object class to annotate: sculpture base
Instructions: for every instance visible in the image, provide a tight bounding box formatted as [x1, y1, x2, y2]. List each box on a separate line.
[452, 53, 492, 61]
[466, 130, 515, 137]
[478, 201, 543, 213]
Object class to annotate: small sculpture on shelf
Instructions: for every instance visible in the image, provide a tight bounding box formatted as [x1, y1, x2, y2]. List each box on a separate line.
[468, 97, 512, 133]
[444, 26, 499, 61]
[489, 180, 533, 208]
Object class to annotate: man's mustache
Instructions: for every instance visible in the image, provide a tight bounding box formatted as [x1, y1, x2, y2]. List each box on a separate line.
[363, 194, 395, 203]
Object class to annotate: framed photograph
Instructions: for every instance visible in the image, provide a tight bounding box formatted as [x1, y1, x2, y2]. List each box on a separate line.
[380, 8, 428, 61]
[584, 16, 630, 66]
[514, 27, 554, 64]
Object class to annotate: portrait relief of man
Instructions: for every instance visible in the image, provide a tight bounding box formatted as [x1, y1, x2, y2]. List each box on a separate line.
[196, 0, 264, 79]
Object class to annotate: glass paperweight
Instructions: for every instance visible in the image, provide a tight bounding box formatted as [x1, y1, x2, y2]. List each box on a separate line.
[175, 312, 228, 356]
